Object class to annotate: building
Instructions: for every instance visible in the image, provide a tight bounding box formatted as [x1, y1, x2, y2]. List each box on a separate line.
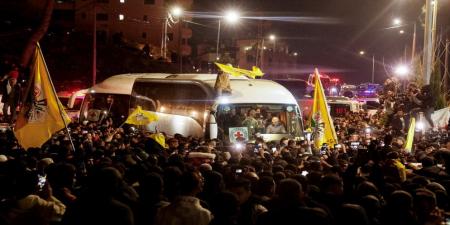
[54, 0, 193, 59]
[235, 39, 300, 78]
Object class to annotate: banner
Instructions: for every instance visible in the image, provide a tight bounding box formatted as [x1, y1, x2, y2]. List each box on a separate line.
[14, 44, 71, 149]
[310, 68, 338, 149]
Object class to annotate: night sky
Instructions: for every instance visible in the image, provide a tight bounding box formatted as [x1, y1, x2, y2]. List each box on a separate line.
[1, 0, 449, 84]
[192, 0, 450, 83]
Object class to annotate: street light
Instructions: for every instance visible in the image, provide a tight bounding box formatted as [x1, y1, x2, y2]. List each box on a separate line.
[224, 10, 240, 24]
[216, 9, 241, 60]
[170, 6, 183, 17]
[394, 64, 410, 77]
[393, 18, 402, 26]
[269, 34, 276, 41]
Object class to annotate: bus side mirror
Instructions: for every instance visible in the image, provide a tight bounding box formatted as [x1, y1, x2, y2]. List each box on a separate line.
[209, 113, 218, 139]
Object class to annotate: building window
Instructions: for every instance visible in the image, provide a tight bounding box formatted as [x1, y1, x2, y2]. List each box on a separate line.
[144, 0, 155, 4]
[120, 0, 125, 3]
[81, 12, 86, 19]
[96, 13, 108, 21]
[118, 14, 124, 21]
[96, 0, 109, 3]
[142, 32, 147, 38]
[143, 15, 148, 21]
[167, 33, 173, 41]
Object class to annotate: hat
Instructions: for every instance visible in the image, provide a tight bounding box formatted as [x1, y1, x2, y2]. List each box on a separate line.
[8, 70, 19, 79]
[0, 155, 7, 163]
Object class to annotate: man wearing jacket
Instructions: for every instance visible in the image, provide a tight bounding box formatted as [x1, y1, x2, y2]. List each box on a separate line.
[1, 70, 21, 123]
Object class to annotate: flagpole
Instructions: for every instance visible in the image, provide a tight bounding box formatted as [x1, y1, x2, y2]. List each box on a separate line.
[37, 43, 76, 151]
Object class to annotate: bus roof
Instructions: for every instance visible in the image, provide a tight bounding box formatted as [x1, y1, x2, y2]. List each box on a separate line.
[89, 73, 297, 104]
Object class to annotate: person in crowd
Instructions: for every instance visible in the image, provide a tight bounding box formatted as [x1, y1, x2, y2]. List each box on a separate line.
[5, 170, 66, 225]
[155, 171, 211, 225]
[265, 117, 287, 134]
[62, 167, 134, 225]
[229, 178, 267, 225]
[1, 70, 21, 123]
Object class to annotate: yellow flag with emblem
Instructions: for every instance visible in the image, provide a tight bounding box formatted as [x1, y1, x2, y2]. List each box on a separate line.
[125, 106, 158, 125]
[14, 44, 71, 149]
[404, 117, 415, 153]
[310, 68, 338, 149]
[215, 63, 264, 79]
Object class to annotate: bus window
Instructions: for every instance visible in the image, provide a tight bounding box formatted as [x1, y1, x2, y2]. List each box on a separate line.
[131, 81, 209, 125]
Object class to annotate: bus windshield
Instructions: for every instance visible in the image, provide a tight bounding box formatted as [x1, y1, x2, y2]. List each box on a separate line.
[216, 104, 303, 142]
[80, 93, 130, 125]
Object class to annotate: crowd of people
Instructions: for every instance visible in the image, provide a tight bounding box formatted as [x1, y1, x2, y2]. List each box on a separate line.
[0, 105, 449, 225]
[0, 73, 450, 225]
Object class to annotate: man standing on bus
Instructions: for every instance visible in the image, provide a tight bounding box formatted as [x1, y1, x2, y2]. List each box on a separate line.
[266, 116, 287, 134]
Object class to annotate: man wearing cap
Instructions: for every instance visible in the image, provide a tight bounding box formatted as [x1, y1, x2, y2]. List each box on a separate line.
[1, 70, 21, 123]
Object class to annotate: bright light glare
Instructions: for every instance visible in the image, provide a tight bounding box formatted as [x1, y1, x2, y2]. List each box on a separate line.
[393, 18, 402, 26]
[119, 14, 124, 21]
[234, 143, 243, 150]
[170, 6, 183, 17]
[190, 111, 198, 117]
[365, 127, 372, 133]
[293, 52, 298, 56]
[224, 10, 240, 24]
[269, 34, 276, 41]
[331, 87, 337, 93]
[416, 121, 424, 130]
[359, 51, 365, 55]
[394, 64, 409, 76]
[160, 106, 166, 112]
[218, 96, 229, 104]
[399, 30, 404, 34]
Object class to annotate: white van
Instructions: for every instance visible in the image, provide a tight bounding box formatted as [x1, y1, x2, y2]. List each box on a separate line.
[79, 73, 304, 143]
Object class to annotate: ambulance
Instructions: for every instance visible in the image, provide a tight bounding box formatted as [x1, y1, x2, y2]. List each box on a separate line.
[79, 73, 304, 143]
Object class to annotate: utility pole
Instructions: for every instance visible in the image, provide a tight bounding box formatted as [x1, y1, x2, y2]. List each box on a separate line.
[423, 0, 433, 85]
[411, 23, 416, 63]
[371, 55, 375, 83]
[216, 20, 221, 60]
[92, 0, 97, 86]
[444, 39, 449, 95]
[178, 19, 183, 73]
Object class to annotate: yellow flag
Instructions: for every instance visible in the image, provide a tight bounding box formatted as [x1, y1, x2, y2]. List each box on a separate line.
[404, 117, 415, 153]
[215, 63, 264, 79]
[149, 133, 167, 148]
[125, 106, 158, 125]
[310, 68, 338, 149]
[14, 44, 71, 149]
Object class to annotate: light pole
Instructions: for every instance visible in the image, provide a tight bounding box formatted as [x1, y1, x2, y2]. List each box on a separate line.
[269, 34, 276, 51]
[216, 9, 240, 61]
[359, 50, 375, 83]
[170, 6, 183, 72]
[258, 34, 277, 68]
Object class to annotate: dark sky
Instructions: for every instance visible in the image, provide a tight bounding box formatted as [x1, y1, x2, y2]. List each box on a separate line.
[192, 0, 450, 83]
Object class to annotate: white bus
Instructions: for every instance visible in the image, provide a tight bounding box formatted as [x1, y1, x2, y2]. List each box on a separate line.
[79, 73, 304, 143]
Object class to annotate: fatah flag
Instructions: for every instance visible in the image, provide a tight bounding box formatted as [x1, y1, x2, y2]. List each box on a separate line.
[125, 106, 158, 126]
[404, 117, 415, 153]
[310, 68, 338, 149]
[14, 44, 71, 149]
